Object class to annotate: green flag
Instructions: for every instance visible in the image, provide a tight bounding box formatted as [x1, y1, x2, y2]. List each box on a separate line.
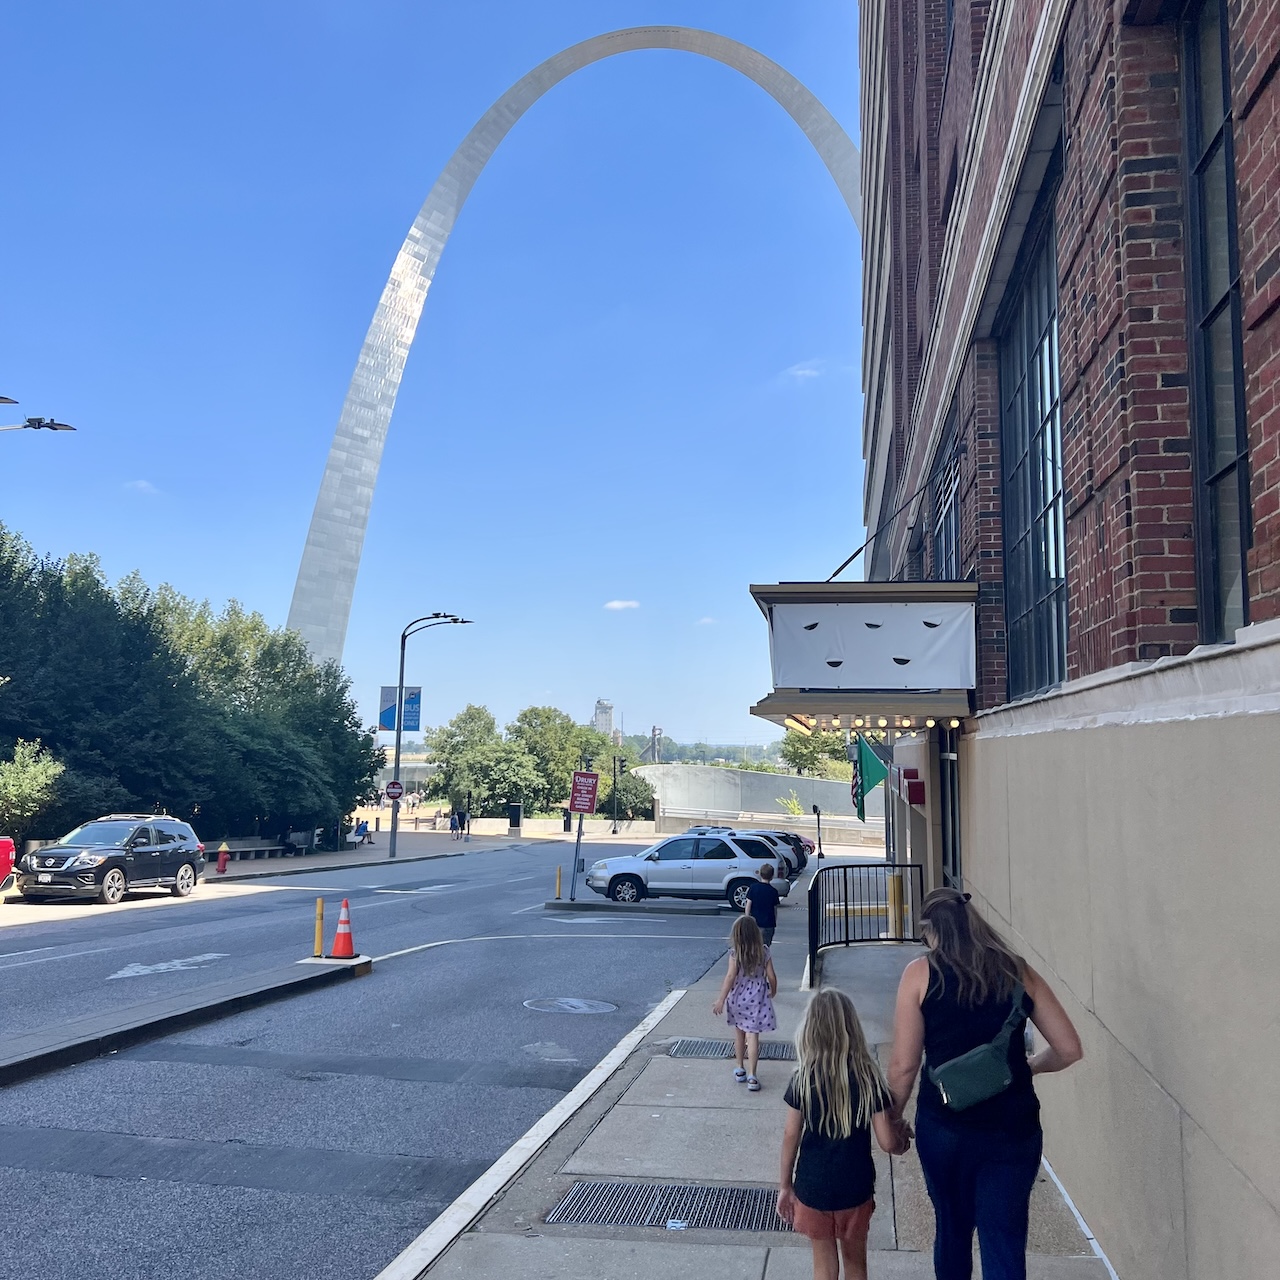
[851, 734, 889, 822]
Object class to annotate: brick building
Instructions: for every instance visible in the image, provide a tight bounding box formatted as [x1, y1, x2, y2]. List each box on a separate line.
[856, 1, 1280, 1274]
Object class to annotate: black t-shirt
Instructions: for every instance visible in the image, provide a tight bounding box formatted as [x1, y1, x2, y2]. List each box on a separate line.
[784, 1069, 887, 1211]
[745, 881, 780, 929]
[917, 960, 1040, 1136]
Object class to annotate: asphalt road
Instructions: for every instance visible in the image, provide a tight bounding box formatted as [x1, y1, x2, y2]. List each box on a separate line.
[0, 839, 736, 1280]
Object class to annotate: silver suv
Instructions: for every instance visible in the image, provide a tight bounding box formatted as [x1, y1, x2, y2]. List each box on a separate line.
[585, 834, 791, 909]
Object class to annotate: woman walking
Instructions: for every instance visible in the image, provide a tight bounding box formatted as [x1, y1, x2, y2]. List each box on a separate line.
[888, 888, 1083, 1280]
[712, 915, 778, 1091]
[777, 988, 909, 1280]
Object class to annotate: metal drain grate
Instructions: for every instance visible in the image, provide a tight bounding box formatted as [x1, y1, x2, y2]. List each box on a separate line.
[546, 1180, 789, 1232]
[668, 1037, 796, 1061]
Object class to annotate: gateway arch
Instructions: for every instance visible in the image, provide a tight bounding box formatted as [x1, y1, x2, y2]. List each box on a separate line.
[288, 26, 861, 662]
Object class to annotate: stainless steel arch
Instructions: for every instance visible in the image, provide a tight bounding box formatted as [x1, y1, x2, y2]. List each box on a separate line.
[288, 26, 861, 662]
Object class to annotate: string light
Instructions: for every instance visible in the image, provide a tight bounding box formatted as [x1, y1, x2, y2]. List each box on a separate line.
[878, 717, 888, 728]
[925, 719, 936, 728]
[949, 719, 960, 728]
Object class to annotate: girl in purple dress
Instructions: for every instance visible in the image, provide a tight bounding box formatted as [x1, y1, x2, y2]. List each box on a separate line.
[712, 915, 779, 1091]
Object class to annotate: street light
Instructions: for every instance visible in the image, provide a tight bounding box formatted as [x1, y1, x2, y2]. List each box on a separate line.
[0, 398, 76, 434]
[388, 612, 473, 860]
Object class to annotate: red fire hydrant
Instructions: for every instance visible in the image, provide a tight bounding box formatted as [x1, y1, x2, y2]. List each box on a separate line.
[215, 843, 231, 875]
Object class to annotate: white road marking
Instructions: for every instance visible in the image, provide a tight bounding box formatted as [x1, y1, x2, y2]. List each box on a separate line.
[0, 946, 114, 972]
[374, 885, 456, 895]
[371, 933, 722, 963]
[511, 903, 545, 914]
[0, 946, 53, 959]
[106, 952, 230, 980]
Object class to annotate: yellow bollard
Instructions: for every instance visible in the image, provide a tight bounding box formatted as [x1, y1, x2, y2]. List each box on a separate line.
[887, 870, 904, 938]
[555, 865, 562, 900]
[313, 898, 325, 958]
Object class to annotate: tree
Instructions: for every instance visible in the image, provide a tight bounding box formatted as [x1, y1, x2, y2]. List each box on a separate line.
[778, 730, 848, 776]
[0, 739, 64, 841]
[596, 768, 654, 820]
[0, 524, 381, 843]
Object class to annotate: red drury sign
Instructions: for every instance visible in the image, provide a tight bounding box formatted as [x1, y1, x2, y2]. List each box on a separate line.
[569, 771, 599, 815]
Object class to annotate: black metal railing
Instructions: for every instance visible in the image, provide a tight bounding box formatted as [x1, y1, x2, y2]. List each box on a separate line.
[807, 862, 926, 978]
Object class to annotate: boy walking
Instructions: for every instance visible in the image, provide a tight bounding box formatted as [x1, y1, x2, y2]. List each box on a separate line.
[745, 862, 781, 946]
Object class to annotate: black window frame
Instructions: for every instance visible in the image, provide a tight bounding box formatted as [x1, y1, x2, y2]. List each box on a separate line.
[931, 415, 962, 581]
[1181, 0, 1252, 642]
[997, 144, 1067, 701]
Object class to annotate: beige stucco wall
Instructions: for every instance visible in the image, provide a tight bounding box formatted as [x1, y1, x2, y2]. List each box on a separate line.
[959, 620, 1280, 1280]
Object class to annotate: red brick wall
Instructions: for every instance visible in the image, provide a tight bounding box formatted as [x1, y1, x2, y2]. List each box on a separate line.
[871, 0, 1280, 694]
[1058, 11, 1199, 671]
[1232, 0, 1280, 620]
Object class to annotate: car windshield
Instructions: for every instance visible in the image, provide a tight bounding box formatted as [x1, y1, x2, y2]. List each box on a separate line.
[56, 821, 137, 847]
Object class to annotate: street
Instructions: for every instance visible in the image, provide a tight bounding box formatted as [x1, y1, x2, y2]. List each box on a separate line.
[0, 838, 734, 1280]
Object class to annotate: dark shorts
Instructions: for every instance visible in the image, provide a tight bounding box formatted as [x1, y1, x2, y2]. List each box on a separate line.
[760, 926, 776, 946]
[792, 1196, 875, 1243]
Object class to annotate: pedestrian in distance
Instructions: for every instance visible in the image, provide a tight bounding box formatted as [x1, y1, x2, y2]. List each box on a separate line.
[777, 988, 910, 1280]
[449, 812, 459, 840]
[712, 914, 778, 1092]
[745, 862, 781, 946]
[887, 887, 1084, 1280]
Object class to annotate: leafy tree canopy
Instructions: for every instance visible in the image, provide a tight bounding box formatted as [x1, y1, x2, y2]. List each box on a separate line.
[0, 524, 381, 843]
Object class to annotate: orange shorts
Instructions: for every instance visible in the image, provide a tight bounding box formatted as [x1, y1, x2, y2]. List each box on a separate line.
[791, 1196, 875, 1243]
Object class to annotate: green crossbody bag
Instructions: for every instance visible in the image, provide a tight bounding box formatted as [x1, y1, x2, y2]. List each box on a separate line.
[926, 982, 1027, 1112]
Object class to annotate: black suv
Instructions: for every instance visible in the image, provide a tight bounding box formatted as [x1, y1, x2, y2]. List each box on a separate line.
[16, 815, 206, 905]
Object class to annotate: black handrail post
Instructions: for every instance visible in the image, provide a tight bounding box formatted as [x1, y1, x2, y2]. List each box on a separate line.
[807, 874, 820, 985]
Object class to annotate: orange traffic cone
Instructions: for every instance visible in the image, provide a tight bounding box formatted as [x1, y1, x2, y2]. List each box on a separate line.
[329, 898, 356, 959]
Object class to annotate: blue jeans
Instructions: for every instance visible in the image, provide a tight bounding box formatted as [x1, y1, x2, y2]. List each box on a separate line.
[915, 1115, 1043, 1280]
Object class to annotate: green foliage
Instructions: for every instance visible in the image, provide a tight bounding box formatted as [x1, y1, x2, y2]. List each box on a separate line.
[0, 739, 64, 840]
[0, 525, 381, 841]
[779, 730, 850, 778]
[425, 704, 640, 817]
[776, 789, 805, 817]
[596, 768, 654, 820]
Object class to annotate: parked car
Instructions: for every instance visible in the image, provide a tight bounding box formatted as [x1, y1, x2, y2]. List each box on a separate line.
[586, 833, 791, 909]
[685, 825, 806, 875]
[15, 814, 206, 905]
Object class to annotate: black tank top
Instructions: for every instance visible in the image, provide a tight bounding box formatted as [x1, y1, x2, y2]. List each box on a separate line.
[917, 960, 1040, 1135]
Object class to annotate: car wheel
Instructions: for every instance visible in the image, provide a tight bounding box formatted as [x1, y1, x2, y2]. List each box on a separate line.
[171, 862, 197, 897]
[728, 880, 753, 912]
[98, 868, 127, 905]
[609, 876, 644, 903]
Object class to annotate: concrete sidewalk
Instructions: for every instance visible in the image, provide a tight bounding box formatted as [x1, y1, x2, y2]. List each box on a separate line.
[400, 881, 1110, 1280]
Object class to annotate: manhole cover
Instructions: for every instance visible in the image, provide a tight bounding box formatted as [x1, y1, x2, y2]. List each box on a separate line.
[524, 998, 618, 1014]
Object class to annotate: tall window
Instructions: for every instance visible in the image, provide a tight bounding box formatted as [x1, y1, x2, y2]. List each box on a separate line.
[933, 440, 961, 580]
[1001, 221, 1066, 700]
[1183, 0, 1251, 640]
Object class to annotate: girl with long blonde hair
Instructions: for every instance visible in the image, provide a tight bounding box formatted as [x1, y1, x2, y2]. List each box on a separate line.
[712, 914, 778, 1091]
[778, 988, 909, 1280]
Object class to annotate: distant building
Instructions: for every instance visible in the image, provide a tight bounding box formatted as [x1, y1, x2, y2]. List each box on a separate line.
[592, 699, 614, 738]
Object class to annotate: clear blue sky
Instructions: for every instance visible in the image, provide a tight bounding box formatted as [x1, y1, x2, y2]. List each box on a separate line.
[2, 1, 863, 744]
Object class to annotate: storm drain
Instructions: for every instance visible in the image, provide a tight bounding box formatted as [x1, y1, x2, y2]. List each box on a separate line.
[668, 1037, 796, 1061]
[546, 1180, 789, 1232]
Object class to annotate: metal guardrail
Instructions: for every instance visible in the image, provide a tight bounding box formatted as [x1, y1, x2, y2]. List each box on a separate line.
[807, 862, 925, 979]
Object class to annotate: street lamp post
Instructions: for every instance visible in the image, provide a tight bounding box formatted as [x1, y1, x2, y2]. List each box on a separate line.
[388, 612, 472, 860]
[0, 398, 76, 434]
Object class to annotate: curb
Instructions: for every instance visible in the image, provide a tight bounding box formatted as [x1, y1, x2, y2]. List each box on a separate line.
[373, 989, 687, 1280]
[0, 958, 372, 1087]
[207, 842, 526, 883]
[542, 898, 730, 916]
